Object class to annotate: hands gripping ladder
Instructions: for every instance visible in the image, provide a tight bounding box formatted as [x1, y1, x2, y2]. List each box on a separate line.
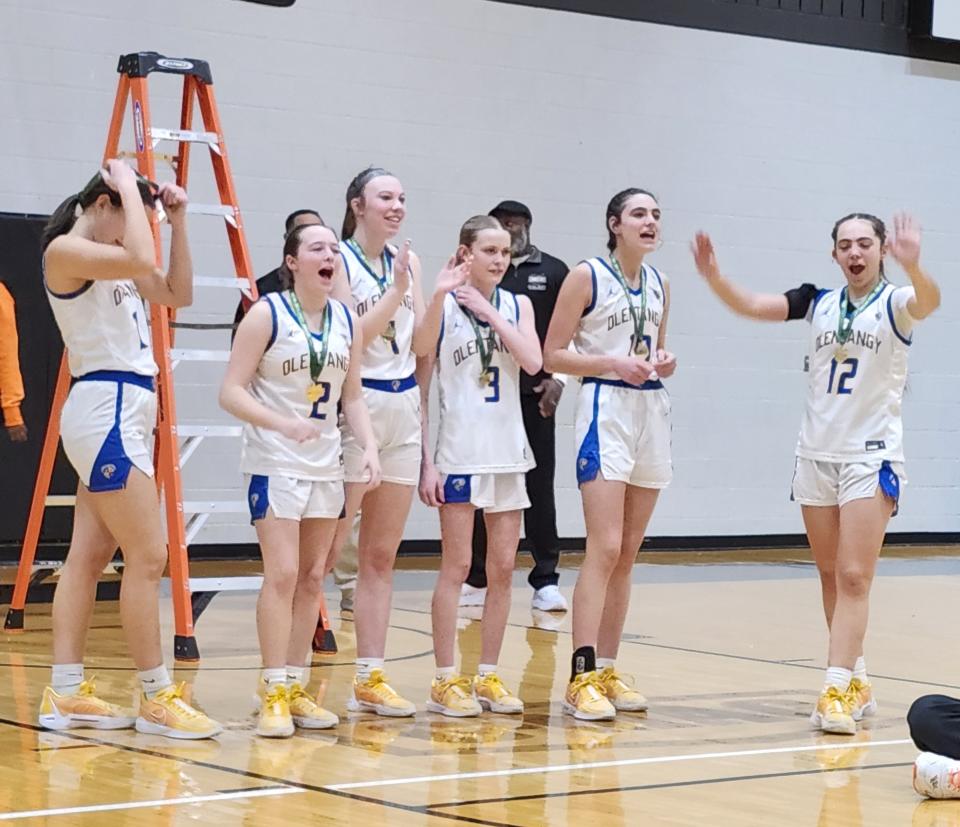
[4, 52, 260, 660]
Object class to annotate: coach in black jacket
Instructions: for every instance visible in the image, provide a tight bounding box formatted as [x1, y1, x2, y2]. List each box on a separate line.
[462, 200, 569, 614]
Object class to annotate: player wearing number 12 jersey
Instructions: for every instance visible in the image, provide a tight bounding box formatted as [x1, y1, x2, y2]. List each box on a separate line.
[417, 216, 541, 717]
[692, 212, 941, 736]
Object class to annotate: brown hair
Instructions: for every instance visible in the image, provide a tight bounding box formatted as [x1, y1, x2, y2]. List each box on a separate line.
[455, 215, 504, 263]
[277, 222, 337, 288]
[341, 166, 393, 240]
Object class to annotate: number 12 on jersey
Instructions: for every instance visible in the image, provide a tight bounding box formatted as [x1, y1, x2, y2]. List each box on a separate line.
[827, 357, 859, 395]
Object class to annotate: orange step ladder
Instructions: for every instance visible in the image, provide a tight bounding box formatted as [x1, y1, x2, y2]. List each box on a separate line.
[3, 51, 338, 660]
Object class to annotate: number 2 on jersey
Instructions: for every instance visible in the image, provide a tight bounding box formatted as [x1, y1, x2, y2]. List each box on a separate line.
[827, 357, 859, 395]
[309, 382, 332, 419]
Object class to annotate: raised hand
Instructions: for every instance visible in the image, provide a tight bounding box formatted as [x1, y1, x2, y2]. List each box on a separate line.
[157, 182, 188, 223]
[455, 284, 494, 322]
[101, 158, 138, 192]
[392, 239, 412, 293]
[691, 231, 721, 281]
[434, 253, 471, 296]
[887, 213, 922, 272]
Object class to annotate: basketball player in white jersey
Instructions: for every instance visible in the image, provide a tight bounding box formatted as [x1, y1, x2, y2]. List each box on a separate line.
[692, 213, 940, 734]
[38, 160, 220, 739]
[324, 167, 425, 717]
[221, 222, 380, 737]
[543, 188, 677, 721]
[417, 215, 542, 717]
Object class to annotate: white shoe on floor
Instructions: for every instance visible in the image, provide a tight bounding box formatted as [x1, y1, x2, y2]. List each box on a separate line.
[914, 752, 960, 799]
[459, 583, 486, 607]
[531, 585, 567, 612]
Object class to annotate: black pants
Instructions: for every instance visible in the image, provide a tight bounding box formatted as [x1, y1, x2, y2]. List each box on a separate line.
[908, 695, 960, 759]
[467, 393, 560, 591]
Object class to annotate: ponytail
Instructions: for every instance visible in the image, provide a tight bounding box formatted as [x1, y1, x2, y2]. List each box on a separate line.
[341, 165, 393, 240]
[41, 169, 158, 253]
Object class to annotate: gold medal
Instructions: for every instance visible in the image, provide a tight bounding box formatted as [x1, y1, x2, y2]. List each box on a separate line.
[834, 347, 847, 362]
[634, 340, 650, 359]
[382, 321, 397, 342]
[479, 371, 490, 387]
[306, 383, 323, 403]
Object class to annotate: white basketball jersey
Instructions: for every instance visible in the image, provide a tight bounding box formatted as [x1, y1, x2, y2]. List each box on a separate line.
[797, 283, 913, 462]
[574, 257, 665, 380]
[434, 289, 533, 475]
[45, 275, 157, 378]
[240, 292, 353, 480]
[341, 242, 415, 380]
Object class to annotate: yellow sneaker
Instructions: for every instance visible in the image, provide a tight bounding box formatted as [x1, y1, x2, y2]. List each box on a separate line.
[597, 667, 648, 712]
[474, 673, 524, 714]
[347, 669, 416, 717]
[563, 671, 616, 721]
[253, 683, 294, 738]
[427, 674, 481, 718]
[288, 683, 338, 730]
[847, 677, 878, 721]
[38, 679, 135, 731]
[810, 686, 856, 735]
[136, 682, 223, 740]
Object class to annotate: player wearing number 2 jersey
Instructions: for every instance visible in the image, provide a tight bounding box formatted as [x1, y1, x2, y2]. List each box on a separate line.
[417, 216, 541, 717]
[38, 160, 220, 739]
[221, 222, 380, 737]
[692, 212, 941, 736]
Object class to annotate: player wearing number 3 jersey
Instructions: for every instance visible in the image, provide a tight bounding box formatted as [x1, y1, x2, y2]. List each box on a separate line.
[417, 216, 541, 717]
[692, 212, 941, 736]
[221, 222, 380, 737]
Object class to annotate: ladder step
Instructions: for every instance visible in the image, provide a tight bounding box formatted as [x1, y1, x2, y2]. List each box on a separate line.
[193, 276, 254, 290]
[187, 576, 263, 592]
[182, 501, 248, 514]
[45, 495, 77, 507]
[188, 204, 236, 217]
[170, 348, 231, 362]
[177, 425, 242, 437]
[151, 127, 221, 153]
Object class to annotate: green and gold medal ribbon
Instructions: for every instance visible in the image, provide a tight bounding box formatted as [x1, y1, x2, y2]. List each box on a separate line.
[835, 279, 885, 360]
[461, 288, 500, 386]
[608, 256, 649, 358]
[347, 238, 397, 343]
[286, 290, 331, 402]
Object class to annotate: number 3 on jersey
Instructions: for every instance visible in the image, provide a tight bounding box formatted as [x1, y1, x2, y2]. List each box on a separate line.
[483, 367, 500, 403]
[827, 357, 859, 395]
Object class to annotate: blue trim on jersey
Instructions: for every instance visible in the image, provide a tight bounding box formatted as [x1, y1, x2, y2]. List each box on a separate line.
[583, 377, 664, 391]
[811, 288, 830, 314]
[436, 310, 445, 358]
[44, 278, 94, 300]
[87, 382, 133, 492]
[886, 290, 913, 346]
[278, 291, 327, 340]
[512, 292, 520, 324]
[443, 474, 472, 504]
[264, 296, 278, 350]
[582, 261, 597, 317]
[247, 474, 270, 523]
[362, 374, 416, 393]
[598, 258, 645, 295]
[576, 383, 602, 485]
[340, 300, 354, 343]
[74, 370, 155, 392]
[647, 264, 665, 295]
[340, 250, 354, 288]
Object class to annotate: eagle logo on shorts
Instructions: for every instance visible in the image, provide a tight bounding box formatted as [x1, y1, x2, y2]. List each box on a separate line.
[452, 477, 466, 491]
[100, 464, 117, 479]
[250, 493, 259, 506]
[578, 458, 588, 470]
[391, 379, 401, 391]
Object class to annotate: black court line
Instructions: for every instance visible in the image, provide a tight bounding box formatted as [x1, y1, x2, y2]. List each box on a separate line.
[426, 760, 914, 810]
[0, 716, 512, 827]
[392, 606, 960, 692]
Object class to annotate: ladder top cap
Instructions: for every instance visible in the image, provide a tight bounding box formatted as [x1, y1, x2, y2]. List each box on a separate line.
[117, 52, 213, 85]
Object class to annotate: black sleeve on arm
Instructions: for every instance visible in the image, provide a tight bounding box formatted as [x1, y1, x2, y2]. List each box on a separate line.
[784, 283, 820, 321]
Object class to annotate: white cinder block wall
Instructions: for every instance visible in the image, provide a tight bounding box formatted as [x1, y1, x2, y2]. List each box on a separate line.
[2, 0, 957, 543]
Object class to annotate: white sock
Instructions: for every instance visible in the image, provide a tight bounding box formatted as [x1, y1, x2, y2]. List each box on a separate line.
[357, 658, 384, 680]
[435, 666, 456, 682]
[824, 666, 852, 691]
[853, 657, 868, 682]
[596, 658, 616, 671]
[261, 668, 287, 687]
[51, 663, 84, 696]
[138, 665, 173, 699]
[286, 665, 307, 687]
[478, 663, 498, 677]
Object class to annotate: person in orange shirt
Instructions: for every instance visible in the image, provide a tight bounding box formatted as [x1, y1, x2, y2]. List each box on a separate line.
[0, 282, 27, 442]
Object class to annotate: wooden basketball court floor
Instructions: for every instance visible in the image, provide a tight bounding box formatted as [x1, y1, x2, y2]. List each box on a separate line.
[1, 548, 958, 825]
